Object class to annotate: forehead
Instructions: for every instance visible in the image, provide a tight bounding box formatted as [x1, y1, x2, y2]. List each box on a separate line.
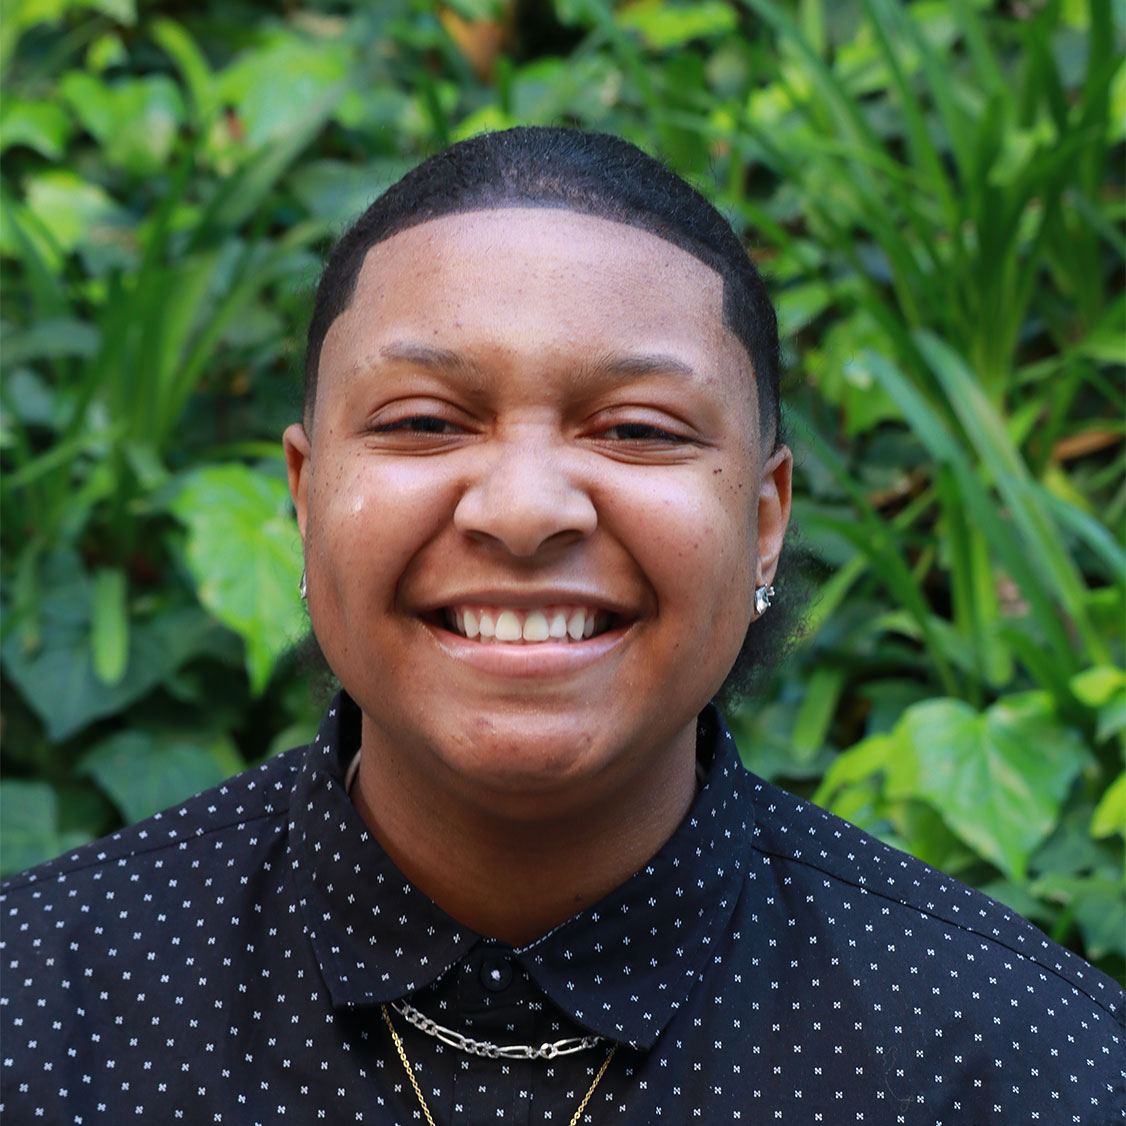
[317, 207, 752, 407]
[359, 204, 726, 288]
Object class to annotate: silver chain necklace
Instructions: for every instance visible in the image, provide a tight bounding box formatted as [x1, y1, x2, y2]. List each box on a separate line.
[389, 998, 606, 1061]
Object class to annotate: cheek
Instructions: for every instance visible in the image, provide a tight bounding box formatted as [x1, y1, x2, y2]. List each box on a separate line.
[610, 470, 759, 615]
[696, 503, 758, 621]
[304, 456, 452, 586]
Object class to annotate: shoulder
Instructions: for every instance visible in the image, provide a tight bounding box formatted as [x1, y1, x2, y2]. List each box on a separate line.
[0, 746, 314, 1118]
[740, 771, 1124, 1022]
[691, 769, 1125, 1118]
[1, 746, 304, 914]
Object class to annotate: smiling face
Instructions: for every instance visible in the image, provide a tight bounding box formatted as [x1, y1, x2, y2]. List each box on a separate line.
[285, 207, 790, 818]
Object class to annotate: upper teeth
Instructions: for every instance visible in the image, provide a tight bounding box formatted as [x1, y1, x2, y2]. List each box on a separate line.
[451, 606, 602, 643]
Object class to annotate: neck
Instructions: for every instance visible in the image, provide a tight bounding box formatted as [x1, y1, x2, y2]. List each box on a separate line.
[350, 723, 699, 947]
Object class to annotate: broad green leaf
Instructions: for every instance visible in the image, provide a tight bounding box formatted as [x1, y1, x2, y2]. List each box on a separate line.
[86, 31, 127, 71]
[0, 0, 132, 30]
[822, 776, 886, 835]
[1031, 872, 1126, 961]
[1, 553, 226, 739]
[1, 605, 224, 740]
[168, 465, 305, 693]
[335, 87, 415, 135]
[78, 730, 238, 824]
[79, 0, 136, 23]
[1090, 772, 1126, 841]
[815, 733, 894, 803]
[57, 70, 122, 148]
[552, 0, 606, 26]
[617, 0, 737, 49]
[4, 0, 70, 32]
[807, 308, 897, 433]
[0, 98, 70, 157]
[1070, 878, 1126, 962]
[857, 678, 933, 737]
[451, 104, 518, 142]
[0, 318, 100, 364]
[1071, 666, 1126, 743]
[884, 695, 1091, 879]
[54, 781, 116, 842]
[1, 367, 55, 427]
[0, 781, 90, 877]
[23, 171, 125, 263]
[1095, 698, 1126, 745]
[1070, 666, 1126, 708]
[976, 878, 1048, 926]
[884, 800, 977, 875]
[774, 279, 834, 338]
[289, 159, 412, 226]
[218, 35, 352, 148]
[59, 72, 184, 173]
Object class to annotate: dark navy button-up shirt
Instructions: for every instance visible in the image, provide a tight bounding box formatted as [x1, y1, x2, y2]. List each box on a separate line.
[3, 692, 1123, 1123]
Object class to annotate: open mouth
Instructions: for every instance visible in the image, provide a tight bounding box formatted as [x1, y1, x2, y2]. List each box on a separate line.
[438, 605, 617, 644]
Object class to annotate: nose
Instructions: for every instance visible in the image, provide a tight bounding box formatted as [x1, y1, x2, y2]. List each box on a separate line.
[453, 438, 598, 557]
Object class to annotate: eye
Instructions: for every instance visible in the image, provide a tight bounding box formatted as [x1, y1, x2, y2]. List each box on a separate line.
[371, 415, 464, 435]
[601, 422, 688, 442]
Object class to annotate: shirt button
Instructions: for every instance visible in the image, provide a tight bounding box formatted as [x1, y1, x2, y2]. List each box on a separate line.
[480, 954, 514, 992]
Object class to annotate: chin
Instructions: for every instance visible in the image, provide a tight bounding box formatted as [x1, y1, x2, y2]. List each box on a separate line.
[456, 729, 598, 784]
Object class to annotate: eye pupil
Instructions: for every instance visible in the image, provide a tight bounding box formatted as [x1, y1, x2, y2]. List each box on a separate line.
[379, 416, 450, 433]
[614, 423, 676, 441]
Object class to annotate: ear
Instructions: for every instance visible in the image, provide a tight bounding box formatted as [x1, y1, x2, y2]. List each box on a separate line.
[756, 444, 792, 587]
[283, 423, 313, 542]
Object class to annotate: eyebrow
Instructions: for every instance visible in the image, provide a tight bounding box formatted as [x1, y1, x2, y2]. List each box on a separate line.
[378, 341, 483, 376]
[378, 341, 699, 385]
[582, 352, 698, 381]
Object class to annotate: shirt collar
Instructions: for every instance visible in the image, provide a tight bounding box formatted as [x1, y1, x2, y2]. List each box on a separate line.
[288, 692, 752, 1050]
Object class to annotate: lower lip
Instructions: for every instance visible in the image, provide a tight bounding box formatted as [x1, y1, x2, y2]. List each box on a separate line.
[424, 621, 630, 678]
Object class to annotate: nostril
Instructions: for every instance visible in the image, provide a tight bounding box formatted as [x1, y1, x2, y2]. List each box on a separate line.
[452, 464, 597, 557]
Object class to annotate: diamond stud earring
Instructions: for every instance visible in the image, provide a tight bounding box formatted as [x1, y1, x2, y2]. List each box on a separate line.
[754, 583, 774, 615]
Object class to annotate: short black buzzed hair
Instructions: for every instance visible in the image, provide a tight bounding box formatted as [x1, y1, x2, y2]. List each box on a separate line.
[303, 126, 781, 449]
[301, 126, 800, 702]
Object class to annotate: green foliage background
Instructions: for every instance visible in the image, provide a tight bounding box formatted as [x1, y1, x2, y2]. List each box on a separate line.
[2, 0, 1123, 982]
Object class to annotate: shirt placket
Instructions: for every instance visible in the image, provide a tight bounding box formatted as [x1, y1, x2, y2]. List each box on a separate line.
[443, 941, 535, 1125]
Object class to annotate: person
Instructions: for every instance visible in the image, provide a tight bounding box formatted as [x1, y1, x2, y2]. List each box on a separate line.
[2, 127, 1122, 1125]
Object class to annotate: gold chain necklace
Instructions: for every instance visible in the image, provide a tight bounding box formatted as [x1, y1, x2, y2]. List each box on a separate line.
[381, 1003, 617, 1126]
